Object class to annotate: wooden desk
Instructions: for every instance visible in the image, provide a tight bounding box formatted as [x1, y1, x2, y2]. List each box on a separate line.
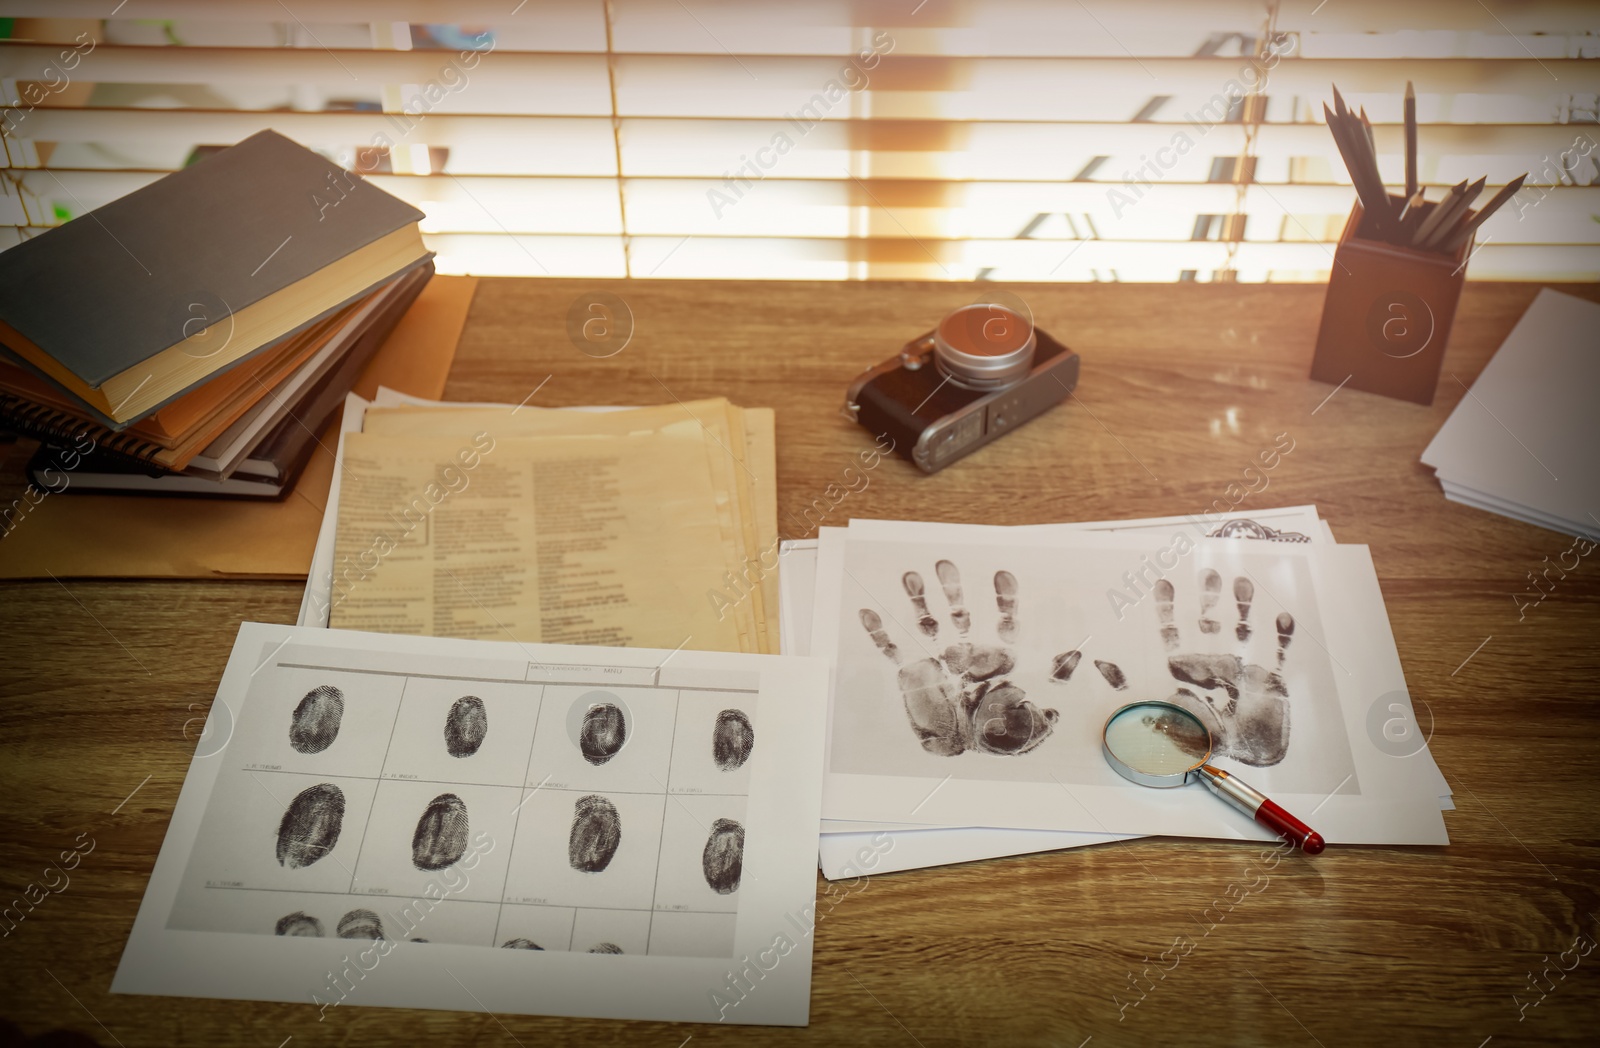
[3, 280, 1597, 1048]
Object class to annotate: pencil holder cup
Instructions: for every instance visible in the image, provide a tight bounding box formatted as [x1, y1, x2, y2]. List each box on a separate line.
[1309, 196, 1471, 406]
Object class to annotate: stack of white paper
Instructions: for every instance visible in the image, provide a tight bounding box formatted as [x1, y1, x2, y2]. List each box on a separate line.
[781, 507, 1453, 879]
[1422, 289, 1600, 540]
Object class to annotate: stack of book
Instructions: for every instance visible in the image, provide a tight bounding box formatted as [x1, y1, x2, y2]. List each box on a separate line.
[0, 130, 434, 498]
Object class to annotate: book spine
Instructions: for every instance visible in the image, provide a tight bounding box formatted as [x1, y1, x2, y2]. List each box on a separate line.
[0, 395, 172, 473]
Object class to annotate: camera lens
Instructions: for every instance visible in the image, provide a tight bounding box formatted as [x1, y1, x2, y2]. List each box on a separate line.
[933, 303, 1035, 390]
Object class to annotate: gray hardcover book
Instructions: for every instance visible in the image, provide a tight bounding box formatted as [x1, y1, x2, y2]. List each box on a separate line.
[0, 129, 425, 388]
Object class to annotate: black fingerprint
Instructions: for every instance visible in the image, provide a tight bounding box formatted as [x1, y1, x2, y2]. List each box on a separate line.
[903, 572, 938, 636]
[712, 709, 754, 771]
[445, 696, 488, 758]
[935, 560, 970, 634]
[580, 703, 627, 765]
[569, 794, 622, 873]
[289, 685, 344, 754]
[859, 609, 900, 661]
[274, 911, 323, 936]
[994, 570, 1019, 643]
[502, 938, 543, 950]
[275, 783, 345, 869]
[1198, 569, 1223, 634]
[1234, 577, 1255, 642]
[411, 793, 470, 871]
[1094, 660, 1128, 691]
[337, 909, 384, 939]
[1154, 578, 1178, 650]
[1049, 650, 1082, 683]
[589, 943, 623, 954]
[702, 818, 744, 894]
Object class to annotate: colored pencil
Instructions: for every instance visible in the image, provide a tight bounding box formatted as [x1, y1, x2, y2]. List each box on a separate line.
[1410, 178, 1467, 247]
[1324, 100, 1392, 231]
[1404, 81, 1418, 198]
[1395, 189, 1425, 227]
[1439, 174, 1528, 252]
[1419, 176, 1486, 250]
[1323, 80, 1514, 259]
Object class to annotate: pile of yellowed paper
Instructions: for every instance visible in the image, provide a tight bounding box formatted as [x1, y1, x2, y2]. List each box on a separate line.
[323, 395, 778, 654]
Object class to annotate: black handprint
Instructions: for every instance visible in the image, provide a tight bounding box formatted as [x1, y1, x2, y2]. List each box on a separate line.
[1158, 575, 1294, 766]
[1051, 572, 1295, 768]
[859, 561, 1059, 756]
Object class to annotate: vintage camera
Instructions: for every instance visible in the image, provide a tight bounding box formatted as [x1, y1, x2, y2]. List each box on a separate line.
[844, 299, 1080, 473]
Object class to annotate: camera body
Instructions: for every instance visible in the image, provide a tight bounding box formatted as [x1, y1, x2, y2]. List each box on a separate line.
[844, 303, 1080, 473]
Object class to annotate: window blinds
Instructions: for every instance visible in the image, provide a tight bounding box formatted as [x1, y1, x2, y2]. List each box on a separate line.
[2, 0, 1596, 281]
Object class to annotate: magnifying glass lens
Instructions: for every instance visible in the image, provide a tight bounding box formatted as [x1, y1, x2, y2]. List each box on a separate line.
[1100, 699, 1325, 855]
[1104, 702, 1210, 780]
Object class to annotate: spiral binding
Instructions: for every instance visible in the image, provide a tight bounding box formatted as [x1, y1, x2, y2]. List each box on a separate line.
[0, 394, 173, 474]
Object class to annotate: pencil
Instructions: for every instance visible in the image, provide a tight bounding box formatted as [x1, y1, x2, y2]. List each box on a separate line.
[1404, 81, 1418, 197]
[1324, 102, 1391, 232]
[1439, 173, 1528, 252]
[1395, 189, 1425, 227]
[1410, 179, 1467, 246]
[1419, 176, 1486, 249]
[1401, 190, 1429, 240]
[1355, 106, 1391, 224]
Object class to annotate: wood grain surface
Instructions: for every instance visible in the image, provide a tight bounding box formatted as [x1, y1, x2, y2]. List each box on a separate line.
[2, 279, 1597, 1048]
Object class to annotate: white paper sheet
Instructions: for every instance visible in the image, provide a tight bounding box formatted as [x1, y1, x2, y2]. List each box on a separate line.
[819, 825, 1131, 879]
[811, 527, 1449, 845]
[298, 391, 371, 628]
[842, 518, 1446, 803]
[1441, 479, 1599, 540]
[1422, 288, 1600, 540]
[114, 623, 830, 1026]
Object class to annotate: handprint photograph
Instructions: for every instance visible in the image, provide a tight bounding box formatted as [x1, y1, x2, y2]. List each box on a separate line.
[827, 534, 1360, 801]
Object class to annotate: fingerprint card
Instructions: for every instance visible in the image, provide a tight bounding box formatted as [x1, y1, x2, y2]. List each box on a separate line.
[115, 623, 830, 1027]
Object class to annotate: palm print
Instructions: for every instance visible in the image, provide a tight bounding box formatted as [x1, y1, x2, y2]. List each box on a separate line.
[859, 560, 1058, 756]
[1054, 570, 1296, 767]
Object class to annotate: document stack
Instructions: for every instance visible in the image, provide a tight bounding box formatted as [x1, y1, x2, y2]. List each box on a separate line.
[1422, 289, 1600, 541]
[781, 506, 1455, 876]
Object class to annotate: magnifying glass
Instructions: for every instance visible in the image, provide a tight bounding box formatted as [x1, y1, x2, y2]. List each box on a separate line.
[1101, 700, 1325, 854]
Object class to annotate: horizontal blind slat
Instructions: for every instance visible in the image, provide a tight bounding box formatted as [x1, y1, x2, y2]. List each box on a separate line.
[12, 108, 1590, 151]
[9, 0, 1595, 41]
[19, 169, 1596, 247]
[5, 44, 1594, 99]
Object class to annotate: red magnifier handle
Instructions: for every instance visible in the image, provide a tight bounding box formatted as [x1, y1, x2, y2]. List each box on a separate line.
[1254, 797, 1326, 855]
[1198, 765, 1325, 855]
